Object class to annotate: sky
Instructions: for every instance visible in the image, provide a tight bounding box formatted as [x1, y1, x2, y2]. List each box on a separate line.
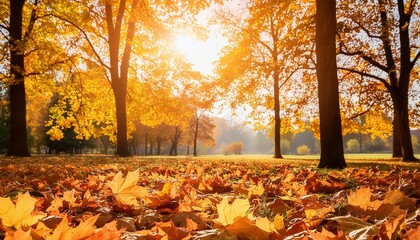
[174, 5, 228, 75]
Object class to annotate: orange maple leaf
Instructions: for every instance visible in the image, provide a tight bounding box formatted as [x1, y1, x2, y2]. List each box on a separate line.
[47, 214, 99, 240]
[347, 187, 382, 211]
[46, 194, 64, 216]
[0, 192, 46, 229]
[106, 169, 149, 207]
[87, 221, 124, 240]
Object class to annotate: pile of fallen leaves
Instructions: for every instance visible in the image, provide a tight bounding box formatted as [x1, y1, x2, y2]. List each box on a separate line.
[0, 156, 419, 239]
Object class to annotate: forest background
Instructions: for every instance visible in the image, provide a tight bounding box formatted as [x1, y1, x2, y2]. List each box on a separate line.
[0, 0, 419, 159]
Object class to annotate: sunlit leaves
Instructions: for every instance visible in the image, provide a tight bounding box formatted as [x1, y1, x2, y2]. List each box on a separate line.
[0, 192, 46, 229]
[105, 169, 149, 207]
[0, 156, 420, 238]
[214, 198, 250, 226]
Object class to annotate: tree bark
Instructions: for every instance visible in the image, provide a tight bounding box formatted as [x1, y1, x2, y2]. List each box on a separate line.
[144, 133, 148, 155]
[156, 137, 161, 155]
[169, 127, 181, 156]
[391, 91, 417, 161]
[193, 116, 199, 156]
[316, 0, 346, 169]
[105, 0, 138, 157]
[7, 0, 31, 157]
[392, 114, 403, 158]
[149, 140, 153, 155]
[271, 15, 283, 159]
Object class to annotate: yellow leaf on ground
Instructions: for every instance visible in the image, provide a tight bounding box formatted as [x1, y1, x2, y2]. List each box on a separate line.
[0, 192, 46, 229]
[214, 198, 250, 226]
[227, 216, 271, 239]
[106, 169, 149, 207]
[256, 217, 277, 234]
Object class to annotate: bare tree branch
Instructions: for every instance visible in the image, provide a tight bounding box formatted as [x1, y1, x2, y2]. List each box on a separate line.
[338, 66, 391, 90]
[51, 14, 110, 70]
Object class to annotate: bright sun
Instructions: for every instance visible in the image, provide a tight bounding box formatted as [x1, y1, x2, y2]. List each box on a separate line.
[174, 35, 200, 55]
[174, 33, 227, 75]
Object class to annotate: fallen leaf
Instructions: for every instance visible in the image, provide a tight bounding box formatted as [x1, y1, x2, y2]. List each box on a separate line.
[226, 216, 271, 239]
[106, 169, 149, 207]
[89, 221, 124, 240]
[347, 187, 382, 211]
[213, 198, 250, 226]
[329, 215, 380, 240]
[0, 192, 46, 229]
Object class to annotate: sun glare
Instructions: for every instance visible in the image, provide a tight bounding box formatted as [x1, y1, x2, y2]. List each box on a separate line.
[174, 33, 227, 75]
[175, 35, 199, 55]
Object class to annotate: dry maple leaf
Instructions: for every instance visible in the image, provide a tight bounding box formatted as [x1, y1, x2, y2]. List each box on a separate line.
[88, 221, 124, 240]
[0, 192, 46, 229]
[213, 198, 250, 226]
[154, 220, 190, 240]
[226, 216, 271, 239]
[47, 214, 99, 240]
[308, 228, 349, 240]
[46, 194, 64, 216]
[63, 190, 81, 208]
[105, 169, 149, 207]
[347, 187, 382, 211]
[4, 228, 32, 240]
[380, 215, 405, 240]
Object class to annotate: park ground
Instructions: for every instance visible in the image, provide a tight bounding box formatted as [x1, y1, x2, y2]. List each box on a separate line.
[0, 154, 419, 239]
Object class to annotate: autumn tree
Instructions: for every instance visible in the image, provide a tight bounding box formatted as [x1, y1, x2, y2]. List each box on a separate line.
[315, 0, 346, 169]
[4, 0, 31, 156]
[215, 0, 313, 159]
[337, 0, 420, 162]
[51, 0, 216, 157]
[189, 110, 215, 156]
[1, 0, 76, 156]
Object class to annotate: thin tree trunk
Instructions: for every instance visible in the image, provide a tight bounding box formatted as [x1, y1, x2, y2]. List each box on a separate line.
[149, 140, 153, 155]
[316, 0, 346, 169]
[271, 16, 282, 159]
[157, 137, 161, 155]
[144, 133, 148, 155]
[193, 118, 199, 156]
[7, 0, 31, 157]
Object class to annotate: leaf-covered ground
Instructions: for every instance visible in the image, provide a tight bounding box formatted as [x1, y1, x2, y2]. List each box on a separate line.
[0, 156, 419, 240]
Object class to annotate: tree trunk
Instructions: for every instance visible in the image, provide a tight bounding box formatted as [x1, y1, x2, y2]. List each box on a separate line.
[393, 0, 418, 162]
[7, 0, 31, 157]
[149, 140, 153, 155]
[193, 118, 199, 156]
[272, 22, 282, 159]
[273, 71, 282, 159]
[144, 133, 148, 155]
[392, 93, 417, 161]
[112, 84, 130, 156]
[169, 127, 181, 156]
[316, 0, 346, 169]
[156, 137, 161, 155]
[392, 115, 403, 158]
[105, 0, 138, 157]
